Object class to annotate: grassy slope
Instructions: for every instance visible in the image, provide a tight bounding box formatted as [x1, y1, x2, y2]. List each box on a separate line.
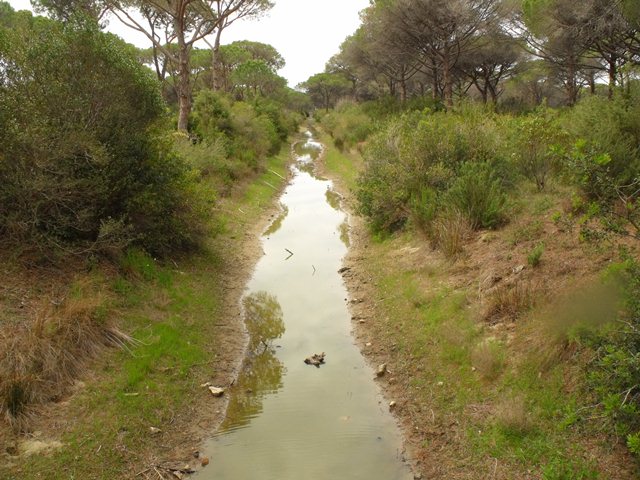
[2, 150, 291, 479]
[320, 134, 637, 480]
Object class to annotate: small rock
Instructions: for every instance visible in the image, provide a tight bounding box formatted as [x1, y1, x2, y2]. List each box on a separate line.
[513, 264, 526, 274]
[359, 319, 366, 324]
[192, 450, 200, 458]
[389, 401, 397, 409]
[376, 363, 387, 377]
[414, 473, 423, 480]
[208, 386, 225, 397]
[338, 267, 351, 274]
[437, 381, 444, 386]
[201, 457, 210, 467]
[149, 427, 161, 435]
[365, 342, 372, 347]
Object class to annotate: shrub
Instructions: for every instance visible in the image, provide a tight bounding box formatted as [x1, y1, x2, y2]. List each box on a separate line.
[564, 92, 640, 240]
[0, 15, 208, 256]
[527, 242, 545, 267]
[321, 102, 374, 151]
[511, 109, 567, 191]
[580, 258, 640, 454]
[356, 108, 508, 235]
[445, 162, 507, 230]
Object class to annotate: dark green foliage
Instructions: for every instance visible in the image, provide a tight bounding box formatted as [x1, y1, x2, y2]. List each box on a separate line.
[356, 107, 508, 235]
[321, 101, 374, 151]
[0, 14, 207, 255]
[192, 90, 297, 172]
[579, 258, 640, 454]
[511, 108, 567, 191]
[566, 91, 640, 239]
[445, 162, 506, 230]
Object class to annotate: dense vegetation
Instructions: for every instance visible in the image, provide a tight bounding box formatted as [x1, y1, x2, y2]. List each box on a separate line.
[0, 0, 304, 433]
[301, 0, 640, 465]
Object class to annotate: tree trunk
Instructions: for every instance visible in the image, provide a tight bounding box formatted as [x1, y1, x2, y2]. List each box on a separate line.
[400, 76, 407, 103]
[431, 62, 438, 101]
[442, 47, 453, 108]
[608, 55, 617, 100]
[566, 60, 578, 106]
[210, 27, 224, 90]
[177, 31, 192, 132]
[589, 72, 596, 95]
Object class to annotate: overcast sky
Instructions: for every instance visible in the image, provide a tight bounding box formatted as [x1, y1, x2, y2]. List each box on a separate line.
[6, 0, 369, 87]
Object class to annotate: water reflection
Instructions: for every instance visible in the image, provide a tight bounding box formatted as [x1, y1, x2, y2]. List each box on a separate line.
[339, 220, 350, 247]
[325, 187, 341, 211]
[220, 292, 286, 432]
[264, 204, 288, 237]
[196, 130, 412, 480]
[293, 138, 322, 160]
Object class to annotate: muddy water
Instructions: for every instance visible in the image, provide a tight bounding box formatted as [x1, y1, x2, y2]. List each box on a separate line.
[196, 132, 412, 480]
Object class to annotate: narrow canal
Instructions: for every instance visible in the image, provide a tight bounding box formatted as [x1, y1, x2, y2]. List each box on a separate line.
[195, 131, 412, 479]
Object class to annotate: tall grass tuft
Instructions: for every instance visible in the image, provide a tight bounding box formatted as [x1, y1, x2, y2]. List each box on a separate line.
[0, 284, 133, 429]
[431, 210, 472, 259]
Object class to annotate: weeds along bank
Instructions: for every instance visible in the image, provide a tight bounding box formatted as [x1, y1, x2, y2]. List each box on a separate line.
[318, 94, 640, 478]
[0, 6, 302, 476]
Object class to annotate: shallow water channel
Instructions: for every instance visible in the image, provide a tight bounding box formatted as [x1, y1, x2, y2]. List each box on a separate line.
[195, 132, 412, 480]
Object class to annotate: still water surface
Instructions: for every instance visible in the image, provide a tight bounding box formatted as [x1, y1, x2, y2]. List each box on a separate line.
[195, 132, 412, 480]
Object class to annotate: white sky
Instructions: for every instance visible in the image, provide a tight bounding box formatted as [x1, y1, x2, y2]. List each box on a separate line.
[6, 0, 369, 87]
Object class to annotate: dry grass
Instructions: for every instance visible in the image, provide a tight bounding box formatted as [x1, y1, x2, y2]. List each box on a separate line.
[483, 280, 540, 323]
[0, 282, 132, 430]
[494, 396, 533, 436]
[471, 339, 505, 381]
[432, 210, 472, 259]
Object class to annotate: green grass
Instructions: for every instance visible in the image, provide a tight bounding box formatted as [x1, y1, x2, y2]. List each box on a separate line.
[318, 132, 362, 191]
[365, 234, 603, 477]
[3, 146, 292, 480]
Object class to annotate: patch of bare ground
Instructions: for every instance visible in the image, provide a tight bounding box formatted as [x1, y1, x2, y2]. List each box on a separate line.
[317, 148, 638, 479]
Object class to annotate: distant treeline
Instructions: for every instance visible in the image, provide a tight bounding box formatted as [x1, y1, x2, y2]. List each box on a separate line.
[300, 0, 640, 111]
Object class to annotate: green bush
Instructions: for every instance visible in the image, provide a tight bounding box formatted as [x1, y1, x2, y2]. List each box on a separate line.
[321, 101, 374, 151]
[578, 258, 640, 455]
[510, 108, 567, 191]
[567, 92, 640, 185]
[357, 107, 509, 236]
[192, 90, 234, 143]
[445, 162, 507, 230]
[0, 15, 208, 255]
[527, 242, 545, 267]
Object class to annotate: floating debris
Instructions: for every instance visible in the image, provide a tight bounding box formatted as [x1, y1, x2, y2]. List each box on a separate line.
[304, 352, 326, 367]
